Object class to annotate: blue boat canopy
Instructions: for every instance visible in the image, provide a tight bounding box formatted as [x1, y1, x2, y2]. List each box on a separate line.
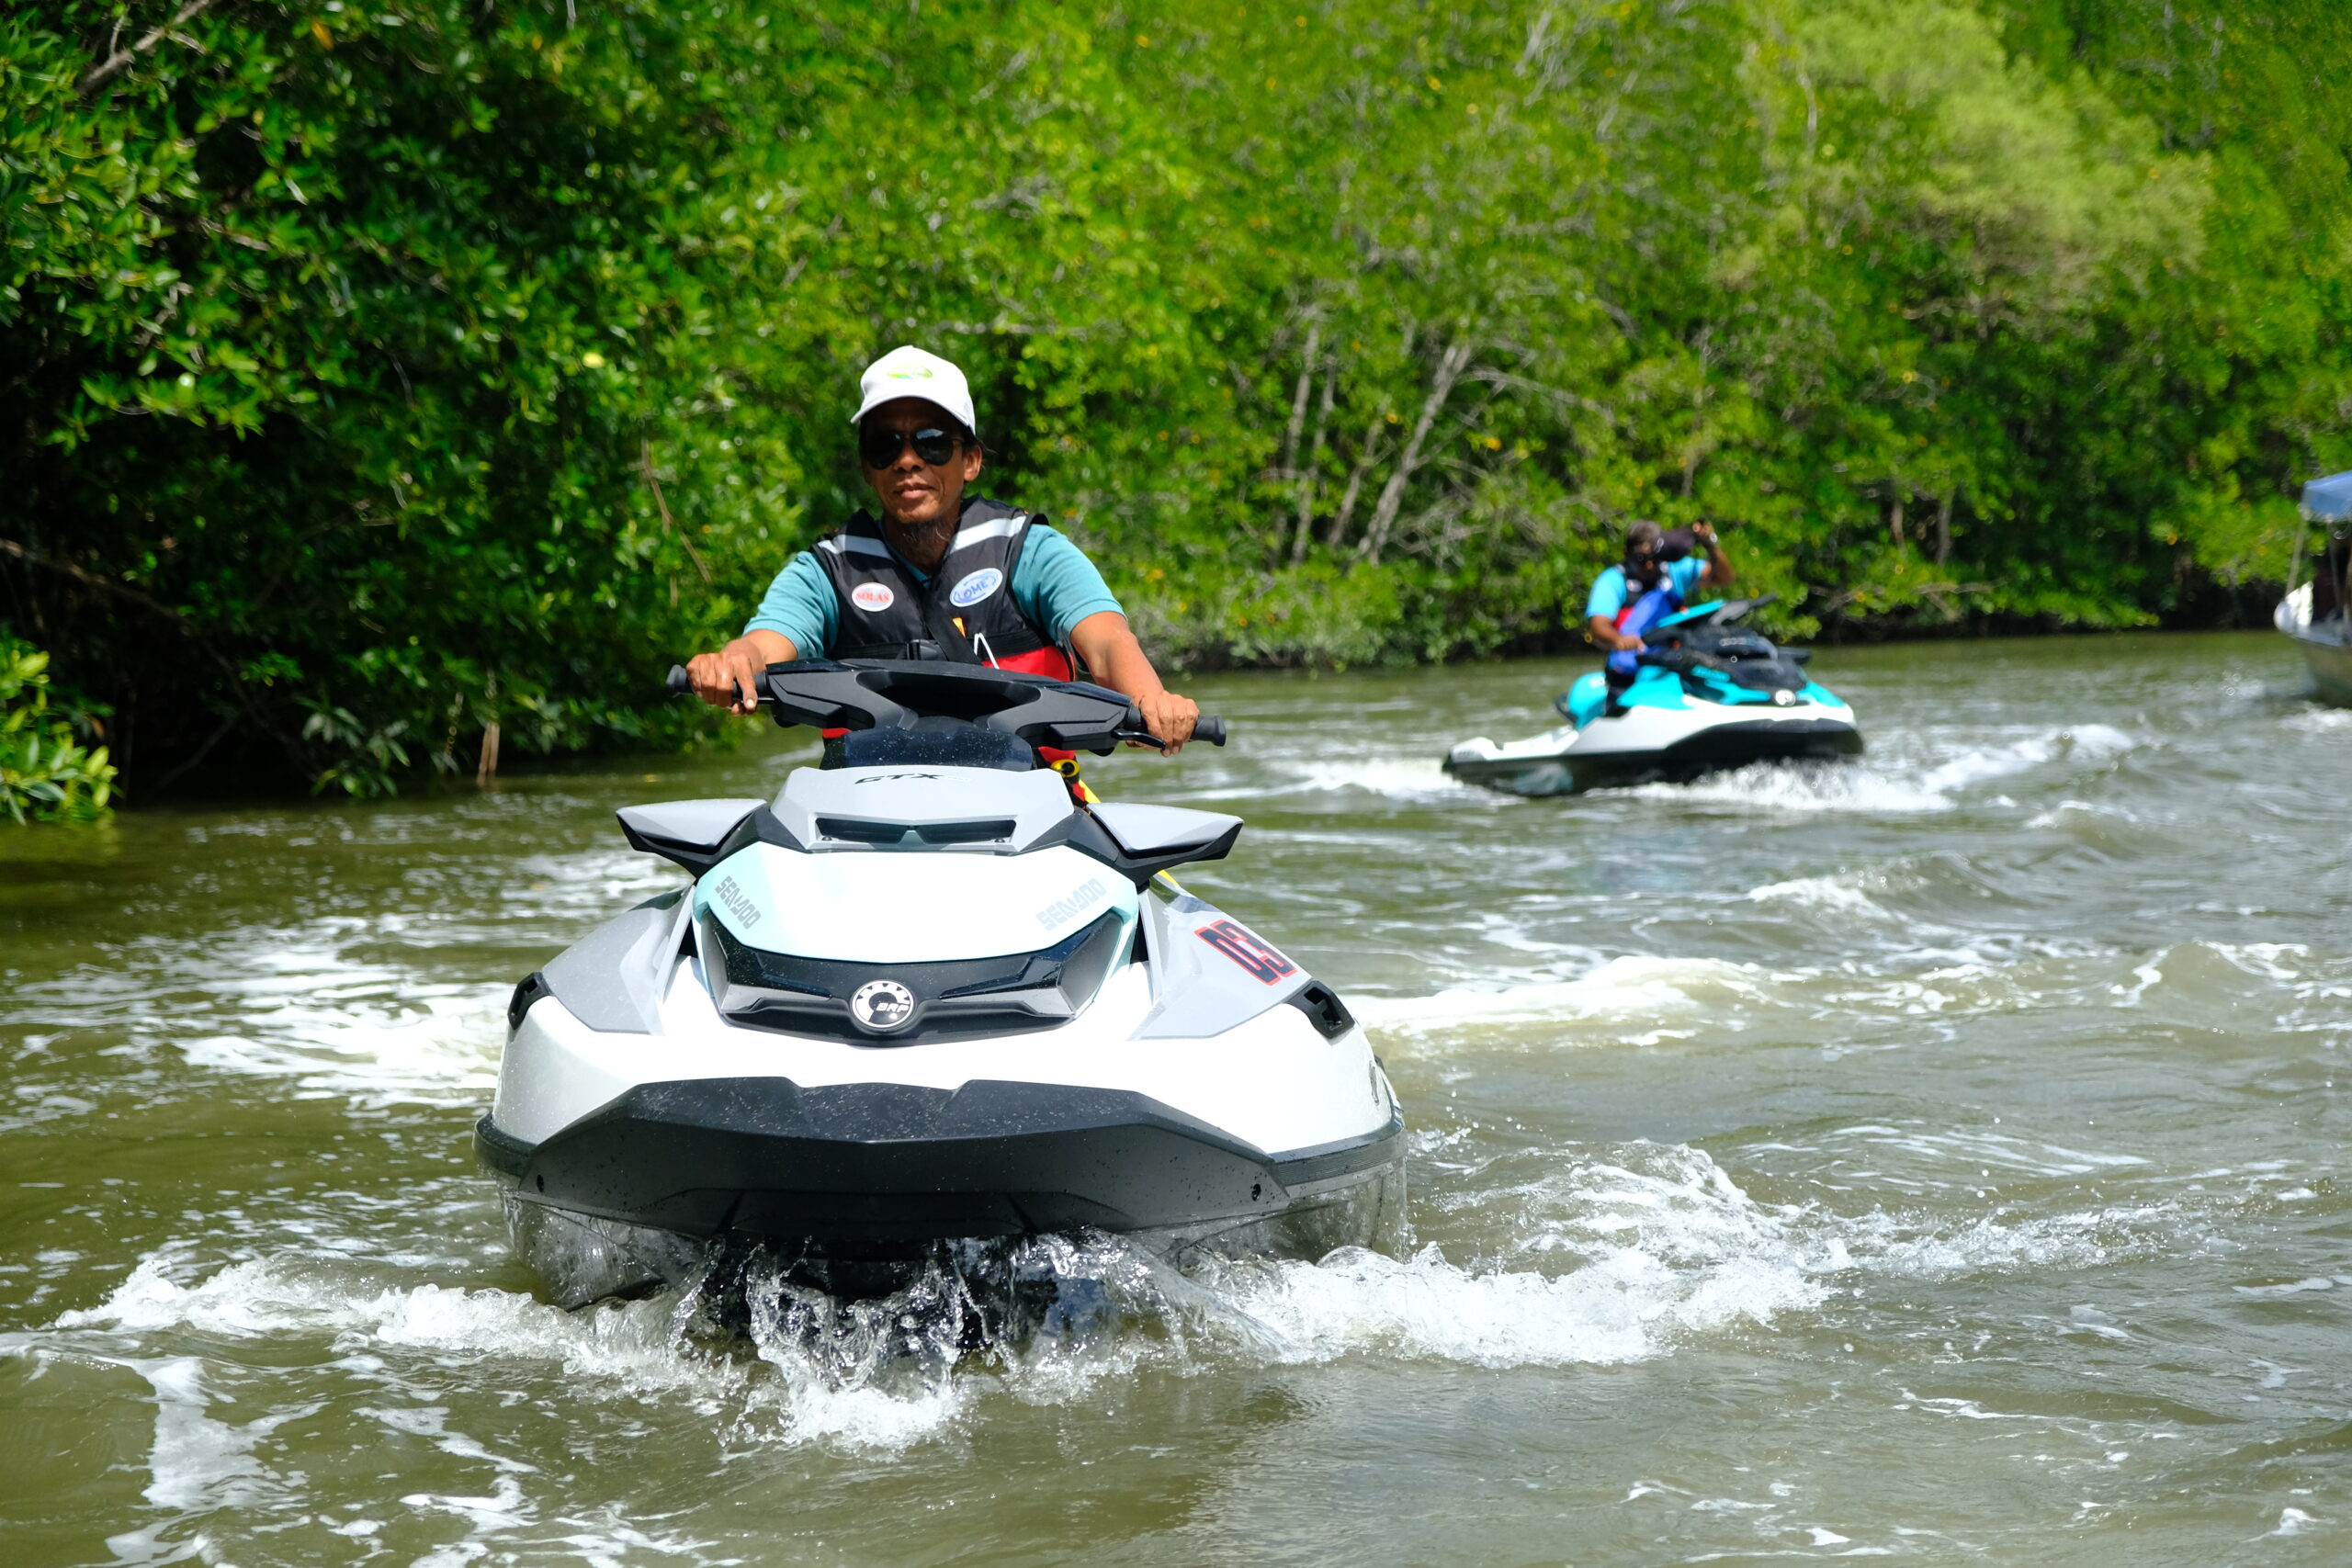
[2302, 470, 2352, 520]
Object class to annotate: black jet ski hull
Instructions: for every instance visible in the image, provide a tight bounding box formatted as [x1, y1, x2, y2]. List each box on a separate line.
[476, 1077, 1406, 1306]
[1445, 716, 1864, 797]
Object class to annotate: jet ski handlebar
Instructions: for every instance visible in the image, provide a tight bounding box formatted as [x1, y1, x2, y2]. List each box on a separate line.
[665, 660, 1226, 752]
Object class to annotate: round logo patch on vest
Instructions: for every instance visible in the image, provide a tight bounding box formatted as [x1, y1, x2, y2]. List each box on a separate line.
[850, 582, 896, 614]
[948, 568, 1005, 609]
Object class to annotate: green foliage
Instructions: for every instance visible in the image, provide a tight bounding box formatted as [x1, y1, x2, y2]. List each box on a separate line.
[5, 0, 805, 794]
[0, 632, 117, 823]
[5, 0, 2347, 794]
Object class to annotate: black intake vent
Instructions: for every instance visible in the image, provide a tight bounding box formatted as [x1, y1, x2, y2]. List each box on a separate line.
[508, 971, 553, 1033]
[705, 908, 1129, 1044]
[812, 817, 1018, 847]
[1286, 982, 1357, 1041]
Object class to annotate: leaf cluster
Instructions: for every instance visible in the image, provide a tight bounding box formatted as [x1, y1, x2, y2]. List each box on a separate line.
[0, 628, 118, 822]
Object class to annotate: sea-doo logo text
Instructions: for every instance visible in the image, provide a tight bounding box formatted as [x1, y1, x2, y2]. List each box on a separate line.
[713, 875, 761, 931]
[851, 582, 896, 613]
[1197, 919, 1296, 985]
[1035, 878, 1110, 934]
[849, 979, 916, 1032]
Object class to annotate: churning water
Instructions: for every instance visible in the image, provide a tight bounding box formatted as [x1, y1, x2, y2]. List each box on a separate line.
[3, 630, 2348, 1563]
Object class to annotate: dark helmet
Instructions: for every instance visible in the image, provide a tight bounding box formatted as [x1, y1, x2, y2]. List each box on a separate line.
[1623, 521, 1696, 592]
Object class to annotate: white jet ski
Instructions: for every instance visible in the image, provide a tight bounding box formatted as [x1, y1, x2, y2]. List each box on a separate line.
[1444, 597, 1861, 797]
[478, 659, 1405, 1306]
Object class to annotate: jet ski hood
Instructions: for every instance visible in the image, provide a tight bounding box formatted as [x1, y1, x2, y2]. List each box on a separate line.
[694, 764, 1136, 964]
[768, 764, 1078, 854]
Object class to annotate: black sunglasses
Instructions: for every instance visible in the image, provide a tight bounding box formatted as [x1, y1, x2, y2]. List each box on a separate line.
[859, 424, 963, 469]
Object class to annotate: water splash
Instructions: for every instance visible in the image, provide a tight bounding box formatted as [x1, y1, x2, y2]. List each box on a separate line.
[1357, 954, 1790, 1048]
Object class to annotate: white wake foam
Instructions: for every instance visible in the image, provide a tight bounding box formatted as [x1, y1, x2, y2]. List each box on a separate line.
[1225, 754, 1476, 804]
[1355, 954, 1792, 1047]
[8, 841, 678, 1105]
[1192, 1240, 1816, 1367]
[1628, 758, 1963, 814]
[1747, 873, 1892, 919]
[1190, 1143, 1838, 1367]
[1614, 723, 2135, 815]
[40, 1142, 1856, 1452]
[2283, 705, 2352, 733]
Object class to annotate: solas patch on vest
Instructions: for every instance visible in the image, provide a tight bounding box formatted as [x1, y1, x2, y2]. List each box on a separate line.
[850, 582, 896, 613]
[949, 567, 1005, 608]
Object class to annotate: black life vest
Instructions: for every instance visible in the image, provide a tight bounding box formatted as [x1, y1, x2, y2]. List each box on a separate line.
[812, 497, 1075, 679]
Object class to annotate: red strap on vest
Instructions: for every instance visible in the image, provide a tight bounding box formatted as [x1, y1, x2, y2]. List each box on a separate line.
[990, 645, 1075, 681]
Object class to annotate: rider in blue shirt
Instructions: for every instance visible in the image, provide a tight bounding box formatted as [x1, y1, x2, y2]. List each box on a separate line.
[1585, 519, 1734, 686]
[684, 346, 1199, 751]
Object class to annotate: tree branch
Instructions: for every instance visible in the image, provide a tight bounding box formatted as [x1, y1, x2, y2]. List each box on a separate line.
[0, 536, 313, 782]
[0, 536, 190, 625]
[1291, 366, 1336, 566]
[640, 439, 710, 582]
[81, 0, 219, 96]
[1360, 337, 1475, 565]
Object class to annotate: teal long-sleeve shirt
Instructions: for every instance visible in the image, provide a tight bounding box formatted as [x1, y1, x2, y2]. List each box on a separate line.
[744, 521, 1124, 657]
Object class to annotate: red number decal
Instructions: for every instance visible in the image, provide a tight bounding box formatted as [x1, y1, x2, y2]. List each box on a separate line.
[1197, 919, 1298, 985]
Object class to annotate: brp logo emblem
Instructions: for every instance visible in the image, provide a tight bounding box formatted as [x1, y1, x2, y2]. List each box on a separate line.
[849, 979, 916, 1033]
[1771, 688, 1797, 706]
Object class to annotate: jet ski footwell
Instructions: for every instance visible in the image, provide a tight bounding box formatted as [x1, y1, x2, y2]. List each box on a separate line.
[477, 1079, 1404, 1307]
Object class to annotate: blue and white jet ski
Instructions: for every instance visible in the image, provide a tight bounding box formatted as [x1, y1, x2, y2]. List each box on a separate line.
[1444, 597, 1861, 796]
[479, 659, 1405, 1306]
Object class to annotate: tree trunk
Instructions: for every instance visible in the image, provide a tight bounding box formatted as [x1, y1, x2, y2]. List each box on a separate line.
[1279, 321, 1321, 479]
[1291, 366, 1336, 565]
[1359, 337, 1474, 565]
[1328, 417, 1388, 552]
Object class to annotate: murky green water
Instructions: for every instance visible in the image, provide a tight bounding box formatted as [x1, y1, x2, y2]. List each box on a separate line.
[4, 630, 2348, 1565]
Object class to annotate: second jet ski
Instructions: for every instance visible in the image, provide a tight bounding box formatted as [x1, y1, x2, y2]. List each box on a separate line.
[479, 658, 1405, 1307]
[1443, 597, 1861, 796]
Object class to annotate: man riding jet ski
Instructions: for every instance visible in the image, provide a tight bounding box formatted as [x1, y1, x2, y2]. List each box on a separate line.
[479, 660, 1405, 1307]
[1444, 521, 1860, 796]
[484, 354, 1398, 1306]
[1588, 519, 1736, 692]
[685, 344, 1200, 756]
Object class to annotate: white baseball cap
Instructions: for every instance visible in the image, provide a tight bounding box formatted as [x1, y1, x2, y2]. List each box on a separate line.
[850, 344, 978, 440]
